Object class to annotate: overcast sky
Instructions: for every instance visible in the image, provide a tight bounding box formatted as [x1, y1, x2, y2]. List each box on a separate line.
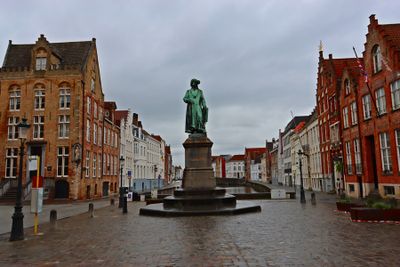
[1, 1, 399, 166]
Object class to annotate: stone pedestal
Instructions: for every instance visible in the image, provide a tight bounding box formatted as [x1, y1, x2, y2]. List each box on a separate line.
[140, 134, 261, 217]
[182, 133, 215, 189]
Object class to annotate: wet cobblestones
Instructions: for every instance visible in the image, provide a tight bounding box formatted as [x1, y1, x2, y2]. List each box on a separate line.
[1, 197, 400, 266]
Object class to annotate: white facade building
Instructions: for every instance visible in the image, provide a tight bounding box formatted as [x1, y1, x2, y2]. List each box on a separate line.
[117, 110, 134, 188]
[226, 155, 245, 179]
[250, 158, 262, 181]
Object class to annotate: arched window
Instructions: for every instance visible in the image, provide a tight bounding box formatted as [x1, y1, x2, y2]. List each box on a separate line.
[9, 86, 21, 111]
[372, 45, 382, 73]
[344, 79, 350, 95]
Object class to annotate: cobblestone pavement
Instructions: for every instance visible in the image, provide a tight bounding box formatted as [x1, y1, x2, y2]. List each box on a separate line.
[0, 195, 400, 266]
[0, 198, 111, 234]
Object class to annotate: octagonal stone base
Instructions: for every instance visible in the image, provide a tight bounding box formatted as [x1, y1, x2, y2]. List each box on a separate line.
[140, 134, 261, 217]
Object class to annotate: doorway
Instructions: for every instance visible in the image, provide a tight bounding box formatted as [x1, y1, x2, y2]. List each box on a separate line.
[103, 182, 109, 196]
[55, 180, 69, 198]
[365, 135, 379, 190]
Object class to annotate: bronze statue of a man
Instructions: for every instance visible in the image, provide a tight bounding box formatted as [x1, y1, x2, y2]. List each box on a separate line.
[183, 78, 208, 134]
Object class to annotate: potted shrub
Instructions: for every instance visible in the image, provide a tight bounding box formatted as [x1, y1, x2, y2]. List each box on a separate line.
[350, 197, 400, 222]
[336, 196, 364, 212]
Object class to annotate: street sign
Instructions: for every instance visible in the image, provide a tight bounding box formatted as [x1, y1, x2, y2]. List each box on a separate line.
[29, 156, 38, 171]
[31, 188, 43, 213]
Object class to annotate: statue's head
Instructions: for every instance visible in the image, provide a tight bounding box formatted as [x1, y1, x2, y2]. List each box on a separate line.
[190, 78, 200, 88]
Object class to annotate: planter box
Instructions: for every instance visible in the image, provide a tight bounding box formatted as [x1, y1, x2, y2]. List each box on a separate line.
[350, 207, 400, 221]
[336, 202, 364, 212]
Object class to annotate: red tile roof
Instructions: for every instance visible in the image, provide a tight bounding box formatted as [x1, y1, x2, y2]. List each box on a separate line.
[229, 154, 245, 161]
[294, 121, 306, 133]
[324, 58, 359, 78]
[115, 110, 129, 127]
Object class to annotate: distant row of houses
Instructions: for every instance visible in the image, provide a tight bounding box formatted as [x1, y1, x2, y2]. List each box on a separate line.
[214, 15, 400, 200]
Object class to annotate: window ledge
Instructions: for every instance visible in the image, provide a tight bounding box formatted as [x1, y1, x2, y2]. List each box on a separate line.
[381, 171, 393, 176]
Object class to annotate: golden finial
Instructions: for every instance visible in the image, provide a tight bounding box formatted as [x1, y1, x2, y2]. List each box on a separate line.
[319, 40, 323, 52]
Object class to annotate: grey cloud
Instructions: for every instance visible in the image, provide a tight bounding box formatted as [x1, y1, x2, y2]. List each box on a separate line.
[1, 0, 399, 165]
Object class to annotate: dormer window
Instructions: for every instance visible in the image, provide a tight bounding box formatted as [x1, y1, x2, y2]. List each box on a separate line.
[372, 45, 382, 73]
[344, 79, 350, 95]
[36, 57, 47, 70]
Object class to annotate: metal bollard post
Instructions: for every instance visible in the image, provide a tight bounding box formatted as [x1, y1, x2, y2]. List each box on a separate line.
[89, 203, 94, 218]
[50, 210, 57, 229]
[110, 198, 115, 206]
[311, 192, 316, 205]
[123, 196, 128, 214]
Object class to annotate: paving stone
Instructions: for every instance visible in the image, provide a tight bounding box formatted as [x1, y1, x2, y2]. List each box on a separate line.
[0, 196, 399, 266]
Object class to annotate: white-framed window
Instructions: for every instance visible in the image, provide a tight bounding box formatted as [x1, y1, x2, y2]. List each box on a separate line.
[354, 139, 362, 174]
[98, 127, 102, 147]
[85, 151, 90, 177]
[86, 119, 91, 142]
[107, 154, 110, 175]
[58, 115, 70, 138]
[103, 153, 106, 175]
[8, 117, 19, 140]
[59, 88, 71, 109]
[343, 107, 349, 128]
[93, 153, 97, 178]
[33, 116, 44, 139]
[362, 94, 372, 120]
[396, 129, 400, 171]
[91, 78, 95, 92]
[372, 45, 382, 73]
[87, 96, 91, 114]
[93, 123, 97, 145]
[379, 132, 392, 172]
[344, 79, 350, 95]
[390, 80, 400, 111]
[5, 148, 18, 178]
[94, 102, 98, 118]
[34, 90, 45, 110]
[57, 146, 69, 177]
[108, 129, 111, 145]
[99, 107, 103, 121]
[104, 127, 107, 145]
[376, 88, 386, 115]
[35, 57, 47, 70]
[346, 142, 352, 174]
[9, 89, 21, 111]
[98, 153, 101, 177]
[350, 101, 358, 125]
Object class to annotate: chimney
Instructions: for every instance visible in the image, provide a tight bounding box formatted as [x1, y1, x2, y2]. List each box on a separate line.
[132, 113, 139, 125]
[328, 53, 333, 60]
[92, 37, 96, 43]
[369, 14, 377, 25]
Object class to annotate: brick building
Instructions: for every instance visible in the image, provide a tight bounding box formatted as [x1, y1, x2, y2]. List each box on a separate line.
[342, 15, 400, 199]
[317, 49, 359, 193]
[0, 35, 118, 200]
[102, 102, 120, 198]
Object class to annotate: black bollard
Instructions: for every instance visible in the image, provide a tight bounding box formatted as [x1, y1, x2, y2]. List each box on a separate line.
[89, 203, 94, 218]
[311, 192, 316, 205]
[110, 198, 115, 206]
[50, 210, 57, 229]
[123, 196, 128, 214]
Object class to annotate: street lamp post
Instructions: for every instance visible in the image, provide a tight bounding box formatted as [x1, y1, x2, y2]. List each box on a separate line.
[119, 156, 125, 208]
[10, 118, 30, 241]
[297, 149, 306, 204]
